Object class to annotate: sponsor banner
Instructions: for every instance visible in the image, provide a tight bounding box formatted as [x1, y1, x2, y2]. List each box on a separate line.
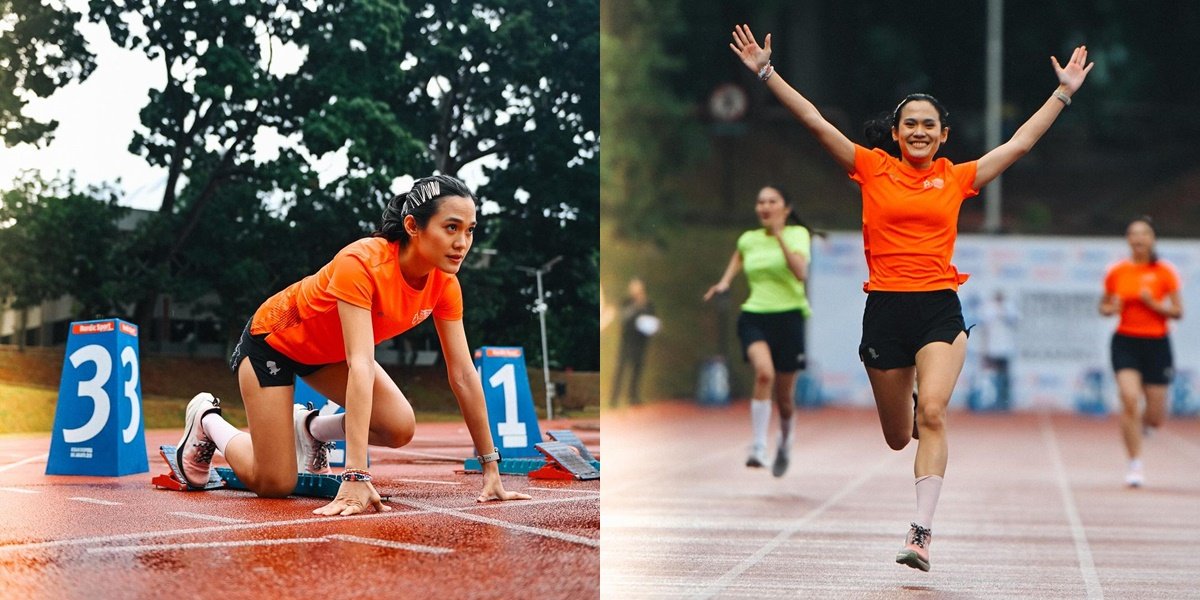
[808, 233, 1200, 412]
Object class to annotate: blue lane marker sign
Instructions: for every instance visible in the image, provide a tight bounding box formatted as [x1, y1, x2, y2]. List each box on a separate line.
[293, 377, 351, 468]
[472, 347, 543, 459]
[46, 319, 148, 476]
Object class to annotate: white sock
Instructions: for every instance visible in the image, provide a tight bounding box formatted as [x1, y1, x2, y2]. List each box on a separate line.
[780, 413, 795, 448]
[1129, 458, 1143, 472]
[202, 412, 245, 455]
[914, 475, 944, 530]
[308, 413, 346, 442]
[750, 399, 771, 448]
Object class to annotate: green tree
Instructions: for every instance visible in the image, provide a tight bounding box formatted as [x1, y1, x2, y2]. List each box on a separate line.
[0, 175, 129, 348]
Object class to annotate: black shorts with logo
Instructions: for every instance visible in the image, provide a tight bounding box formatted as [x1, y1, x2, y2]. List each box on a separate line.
[1111, 333, 1174, 385]
[858, 290, 966, 370]
[229, 320, 328, 388]
[737, 310, 807, 372]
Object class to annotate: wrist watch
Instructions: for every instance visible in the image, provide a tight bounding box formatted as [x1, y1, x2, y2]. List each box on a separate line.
[476, 448, 502, 464]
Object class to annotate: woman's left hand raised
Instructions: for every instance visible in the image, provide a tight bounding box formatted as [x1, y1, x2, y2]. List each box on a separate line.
[477, 472, 532, 503]
[1052, 45, 1095, 95]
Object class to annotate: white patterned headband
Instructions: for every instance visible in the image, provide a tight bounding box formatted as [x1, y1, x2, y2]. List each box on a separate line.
[402, 180, 442, 215]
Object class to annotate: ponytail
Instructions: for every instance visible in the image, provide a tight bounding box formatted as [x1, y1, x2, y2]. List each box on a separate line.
[766, 184, 827, 240]
[373, 174, 476, 247]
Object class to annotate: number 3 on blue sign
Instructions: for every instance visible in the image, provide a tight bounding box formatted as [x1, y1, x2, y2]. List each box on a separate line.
[63, 344, 141, 444]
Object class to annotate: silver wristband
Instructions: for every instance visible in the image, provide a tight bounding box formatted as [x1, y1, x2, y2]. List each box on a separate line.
[1052, 90, 1071, 106]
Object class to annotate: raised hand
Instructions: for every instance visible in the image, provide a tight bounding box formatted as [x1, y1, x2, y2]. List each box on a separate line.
[729, 24, 771, 74]
[1051, 45, 1094, 95]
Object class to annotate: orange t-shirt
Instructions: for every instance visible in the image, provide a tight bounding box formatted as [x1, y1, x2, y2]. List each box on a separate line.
[1104, 259, 1180, 338]
[250, 237, 464, 365]
[849, 145, 979, 292]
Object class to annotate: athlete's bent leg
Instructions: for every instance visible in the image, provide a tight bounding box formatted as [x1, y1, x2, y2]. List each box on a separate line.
[302, 361, 416, 448]
[223, 359, 300, 498]
[1115, 369, 1144, 460]
[912, 331, 967, 478]
[867, 365, 917, 451]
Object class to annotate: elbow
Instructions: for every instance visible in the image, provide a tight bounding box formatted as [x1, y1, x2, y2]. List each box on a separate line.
[447, 366, 479, 396]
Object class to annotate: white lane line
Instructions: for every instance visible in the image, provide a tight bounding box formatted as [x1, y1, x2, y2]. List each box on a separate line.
[88, 537, 327, 554]
[394, 497, 600, 548]
[1040, 413, 1104, 600]
[0, 453, 48, 473]
[0, 487, 40, 494]
[0, 495, 591, 554]
[525, 484, 600, 494]
[69, 497, 123, 506]
[395, 478, 463, 486]
[690, 451, 902, 600]
[391, 449, 462, 461]
[326, 534, 453, 554]
[169, 511, 249, 524]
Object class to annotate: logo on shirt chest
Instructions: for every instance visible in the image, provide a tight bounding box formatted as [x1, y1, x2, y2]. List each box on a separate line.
[922, 177, 945, 190]
[411, 308, 433, 325]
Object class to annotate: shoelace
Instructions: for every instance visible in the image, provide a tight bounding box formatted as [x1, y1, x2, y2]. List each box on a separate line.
[192, 440, 217, 464]
[310, 441, 335, 471]
[909, 523, 931, 548]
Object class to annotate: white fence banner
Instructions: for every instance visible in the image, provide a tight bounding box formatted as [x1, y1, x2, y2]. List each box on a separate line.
[807, 232, 1200, 413]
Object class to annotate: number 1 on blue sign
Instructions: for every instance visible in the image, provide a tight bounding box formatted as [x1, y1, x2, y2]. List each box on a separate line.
[489, 363, 528, 449]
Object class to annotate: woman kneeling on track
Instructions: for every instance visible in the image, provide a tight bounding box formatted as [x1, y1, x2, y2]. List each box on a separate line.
[1099, 216, 1182, 488]
[703, 185, 816, 478]
[176, 174, 530, 516]
[729, 24, 1092, 571]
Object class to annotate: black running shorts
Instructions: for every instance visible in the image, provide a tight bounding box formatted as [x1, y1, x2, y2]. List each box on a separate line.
[229, 320, 328, 388]
[858, 290, 966, 370]
[1110, 333, 1174, 385]
[737, 310, 807, 372]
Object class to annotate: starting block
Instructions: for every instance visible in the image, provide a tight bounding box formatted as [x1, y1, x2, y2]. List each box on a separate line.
[215, 467, 341, 498]
[151, 445, 341, 498]
[528, 441, 600, 480]
[463, 429, 600, 477]
[150, 445, 226, 491]
[545, 429, 597, 462]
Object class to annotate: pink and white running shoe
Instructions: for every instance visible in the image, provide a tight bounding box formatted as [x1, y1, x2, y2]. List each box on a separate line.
[895, 522, 932, 572]
[294, 404, 334, 475]
[175, 392, 221, 488]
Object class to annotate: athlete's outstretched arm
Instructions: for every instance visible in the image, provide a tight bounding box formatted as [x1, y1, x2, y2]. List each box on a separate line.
[975, 46, 1094, 190]
[729, 24, 855, 172]
[313, 300, 389, 516]
[435, 317, 531, 503]
[704, 250, 743, 301]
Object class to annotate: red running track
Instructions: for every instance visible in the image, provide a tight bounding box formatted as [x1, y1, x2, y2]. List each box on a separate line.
[0, 421, 598, 598]
[600, 401, 1200, 599]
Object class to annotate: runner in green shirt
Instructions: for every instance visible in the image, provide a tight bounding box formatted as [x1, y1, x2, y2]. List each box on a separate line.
[704, 185, 815, 477]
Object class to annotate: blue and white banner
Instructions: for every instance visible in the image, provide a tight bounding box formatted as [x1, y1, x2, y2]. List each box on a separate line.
[807, 233, 1200, 413]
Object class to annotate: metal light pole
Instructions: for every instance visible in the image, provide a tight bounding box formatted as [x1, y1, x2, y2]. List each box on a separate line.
[517, 255, 563, 420]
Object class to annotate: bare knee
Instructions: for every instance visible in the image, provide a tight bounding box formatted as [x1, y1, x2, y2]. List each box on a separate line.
[917, 402, 946, 433]
[253, 472, 298, 498]
[374, 423, 415, 448]
[1119, 398, 1140, 418]
[754, 369, 774, 390]
[883, 432, 910, 451]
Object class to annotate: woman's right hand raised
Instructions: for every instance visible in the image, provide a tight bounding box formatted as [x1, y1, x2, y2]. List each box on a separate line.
[729, 24, 772, 74]
[703, 282, 728, 302]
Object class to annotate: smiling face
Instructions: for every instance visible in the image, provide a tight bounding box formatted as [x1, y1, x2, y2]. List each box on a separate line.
[1126, 220, 1156, 261]
[755, 186, 790, 228]
[406, 195, 476, 275]
[892, 100, 948, 167]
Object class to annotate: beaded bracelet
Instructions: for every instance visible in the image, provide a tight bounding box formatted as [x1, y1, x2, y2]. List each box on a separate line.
[339, 468, 373, 483]
[758, 62, 775, 82]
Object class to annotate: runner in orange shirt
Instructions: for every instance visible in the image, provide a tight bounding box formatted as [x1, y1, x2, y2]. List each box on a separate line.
[1099, 216, 1183, 488]
[729, 24, 1093, 571]
[175, 175, 530, 515]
